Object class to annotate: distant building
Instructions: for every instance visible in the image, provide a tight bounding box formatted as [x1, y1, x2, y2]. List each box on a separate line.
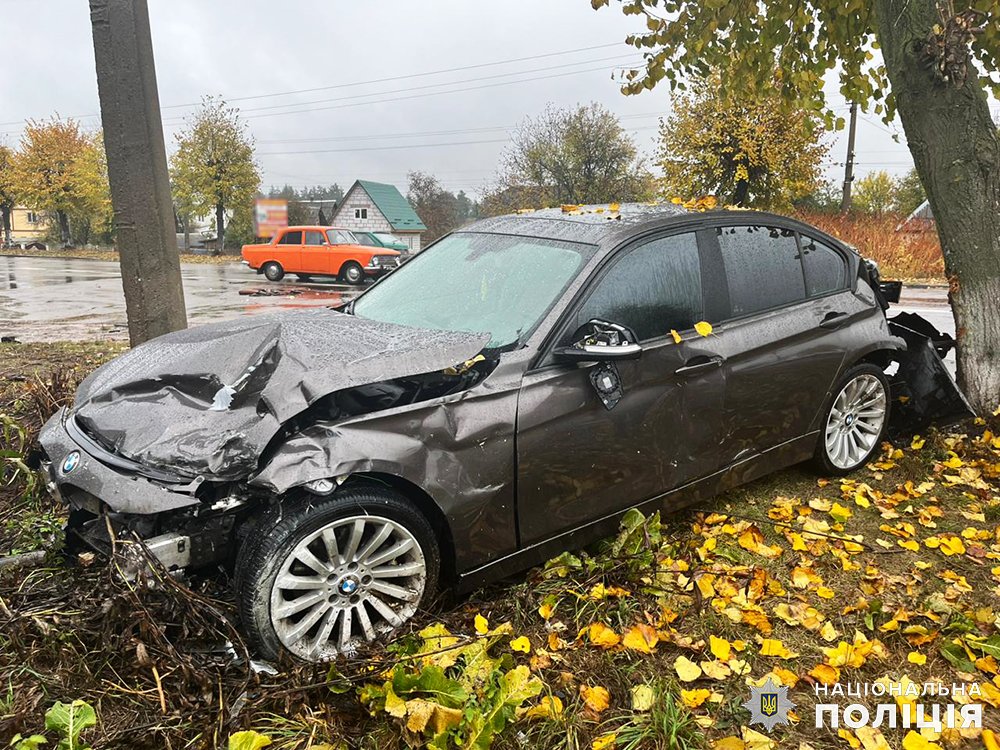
[897, 200, 935, 233]
[7, 206, 50, 246]
[333, 180, 426, 252]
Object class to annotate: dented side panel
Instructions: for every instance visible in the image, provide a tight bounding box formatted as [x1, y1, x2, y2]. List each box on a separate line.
[250, 357, 526, 570]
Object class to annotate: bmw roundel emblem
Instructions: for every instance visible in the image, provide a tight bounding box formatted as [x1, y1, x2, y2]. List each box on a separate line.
[62, 451, 81, 474]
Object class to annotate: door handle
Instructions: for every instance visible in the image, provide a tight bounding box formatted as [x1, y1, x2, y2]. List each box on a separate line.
[819, 312, 850, 329]
[674, 355, 725, 377]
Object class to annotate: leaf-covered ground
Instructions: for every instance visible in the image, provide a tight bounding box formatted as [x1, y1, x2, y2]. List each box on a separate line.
[1, 342, 998, 750]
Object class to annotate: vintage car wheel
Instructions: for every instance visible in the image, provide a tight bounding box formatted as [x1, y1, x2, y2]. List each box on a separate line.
[262, 261, 284, 281]
[813, 363, 889, 475]
[340, 261, 364, 285]
[236, 486, 440, 662]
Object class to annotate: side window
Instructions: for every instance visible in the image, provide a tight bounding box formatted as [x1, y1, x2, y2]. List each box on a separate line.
[355, 233, 375, 246]
[279, 230, 302, 245]
[717, 225, 805, 317]
[304, 230, 325, 246]
[800, 235, 847, 296]
[572, 232, 703, 342]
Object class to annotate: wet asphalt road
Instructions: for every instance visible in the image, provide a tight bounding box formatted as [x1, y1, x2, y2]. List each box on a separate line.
[0, 255, 955, 345]
[0, 255, 361, 342]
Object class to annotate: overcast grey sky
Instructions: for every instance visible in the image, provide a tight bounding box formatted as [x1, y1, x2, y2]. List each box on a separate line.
[1, 0, 919, 197]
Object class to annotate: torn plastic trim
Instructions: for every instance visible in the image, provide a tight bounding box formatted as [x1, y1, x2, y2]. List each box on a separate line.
[886, 312, 975, 433]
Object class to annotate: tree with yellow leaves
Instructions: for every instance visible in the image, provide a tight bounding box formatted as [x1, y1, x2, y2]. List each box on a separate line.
[0, 145, 17, 246]
[657, 75, 828, 210]
[9, 119, 111, 246]
[169, 96, 260, 253]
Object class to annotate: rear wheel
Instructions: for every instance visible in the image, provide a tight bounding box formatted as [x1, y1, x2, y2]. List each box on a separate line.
[340, 261, 364, 285]
[262, 262, 284, 282]
[813, 363, 890, 475]
[236, 486, 439, 662]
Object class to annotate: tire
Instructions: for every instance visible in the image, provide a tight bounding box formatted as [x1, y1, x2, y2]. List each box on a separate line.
[812, 363, 890, 475]
[262, 261, 284, 282]
[236, 486, 440, 662]
[296, 274, 311, 282]
[340, 261, 364, 285]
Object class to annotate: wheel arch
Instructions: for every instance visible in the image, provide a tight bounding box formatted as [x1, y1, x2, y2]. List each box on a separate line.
[343, 471, 457, 584]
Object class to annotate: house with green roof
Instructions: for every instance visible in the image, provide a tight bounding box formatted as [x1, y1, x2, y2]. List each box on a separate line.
[332, 179, 427, 252]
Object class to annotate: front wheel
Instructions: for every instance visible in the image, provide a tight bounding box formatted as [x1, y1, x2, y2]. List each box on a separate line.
[262, 261, 284, 282]
[813, 363, 890, 475]
[236, 486, 440, 662]
[340, 261, 364, 285]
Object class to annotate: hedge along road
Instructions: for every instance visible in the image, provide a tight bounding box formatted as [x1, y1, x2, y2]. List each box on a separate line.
[0, 255, 954, 354]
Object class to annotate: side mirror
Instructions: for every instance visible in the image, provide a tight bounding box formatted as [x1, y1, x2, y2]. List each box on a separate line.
[553, 318, 643, 362]
[553, 342, 642, 361]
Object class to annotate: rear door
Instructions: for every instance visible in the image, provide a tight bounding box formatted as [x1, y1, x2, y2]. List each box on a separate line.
[516, 229, 729, 544]
[301, 230, 331, 274]
[276, 229, 303, 270]
[700, 222, 852, 465]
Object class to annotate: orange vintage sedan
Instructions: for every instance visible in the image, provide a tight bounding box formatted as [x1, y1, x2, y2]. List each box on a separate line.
[241, 226, 402, 285]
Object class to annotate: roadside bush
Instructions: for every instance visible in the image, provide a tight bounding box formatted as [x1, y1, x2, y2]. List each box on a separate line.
[793, 210, 943, 279]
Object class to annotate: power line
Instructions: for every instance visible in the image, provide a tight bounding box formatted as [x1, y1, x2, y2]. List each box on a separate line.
[255, 113, 665, 148]
[256, 124, 661, 156]
[197, 61, 642, 123]
[0, 42, 628, 128]
[175, 55, 638, 118]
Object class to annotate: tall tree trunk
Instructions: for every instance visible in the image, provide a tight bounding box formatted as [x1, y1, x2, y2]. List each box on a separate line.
[215, 202, 225, 256]
[57, 210, 71, 246]
[0, 205, 10, 245]
[182, 215, 190, 252]
[874, 0, 1000, 413]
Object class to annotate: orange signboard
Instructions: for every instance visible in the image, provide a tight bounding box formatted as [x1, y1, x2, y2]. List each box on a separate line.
[254, 198, 288, 239]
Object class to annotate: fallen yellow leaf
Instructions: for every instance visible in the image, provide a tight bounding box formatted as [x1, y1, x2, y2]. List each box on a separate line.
[694, 321, 713, 337]
[622, 624, 659, 654]
[631, 684, 655, 711]
[906, 651, 926, 665]
[524, 695, 563, 720]
[901, 731, 942, 750]
[674, 655, 703, 682]
[710, 635, 731, 661]
[593, 733, 617, 750]
[587, 622, 620, 649]
[510, 636, 531, 653]
[580, 685, 610, 714]
[474, 614, 489, 635]
[680, 688, 711, 708]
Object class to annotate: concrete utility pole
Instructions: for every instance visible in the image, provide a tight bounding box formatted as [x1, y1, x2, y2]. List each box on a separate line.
[840, 101, 859, 213]
[89, 0, 187, 345]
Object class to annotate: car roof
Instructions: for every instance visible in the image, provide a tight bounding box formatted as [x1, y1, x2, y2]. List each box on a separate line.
[461, 203, 857, 255]
[285, 225, 350, 231]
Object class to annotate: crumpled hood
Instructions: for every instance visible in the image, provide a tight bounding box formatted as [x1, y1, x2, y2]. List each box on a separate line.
[71, 309, 489, 480]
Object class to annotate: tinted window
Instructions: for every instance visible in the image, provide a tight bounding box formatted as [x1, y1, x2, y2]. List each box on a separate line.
[326, 230, 355, 245]
[355, 233, 376, 246]
[801, 236, 847, 296]
[279, 230, 302, 245]
[573, 233, 703, 341]
[304, 230, 325, 246]
[717, 225, 805, 317]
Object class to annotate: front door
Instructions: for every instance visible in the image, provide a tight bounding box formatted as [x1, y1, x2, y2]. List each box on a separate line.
[301, 230, 331, 274]
[516, 230, 729, 545]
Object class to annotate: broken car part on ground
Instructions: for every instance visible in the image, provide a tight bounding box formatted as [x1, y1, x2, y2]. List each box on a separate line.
[37, 204, 972, 662]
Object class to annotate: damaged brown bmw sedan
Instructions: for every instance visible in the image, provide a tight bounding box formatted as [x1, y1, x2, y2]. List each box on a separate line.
[38, 204, 971, 662]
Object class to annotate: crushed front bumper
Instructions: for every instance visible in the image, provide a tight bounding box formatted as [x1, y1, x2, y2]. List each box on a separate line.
[38, 408, 200, 517]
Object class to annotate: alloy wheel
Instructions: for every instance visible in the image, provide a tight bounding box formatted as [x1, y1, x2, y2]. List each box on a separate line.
[269, 515, 426, 660]
[824, 373, 887, 470]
